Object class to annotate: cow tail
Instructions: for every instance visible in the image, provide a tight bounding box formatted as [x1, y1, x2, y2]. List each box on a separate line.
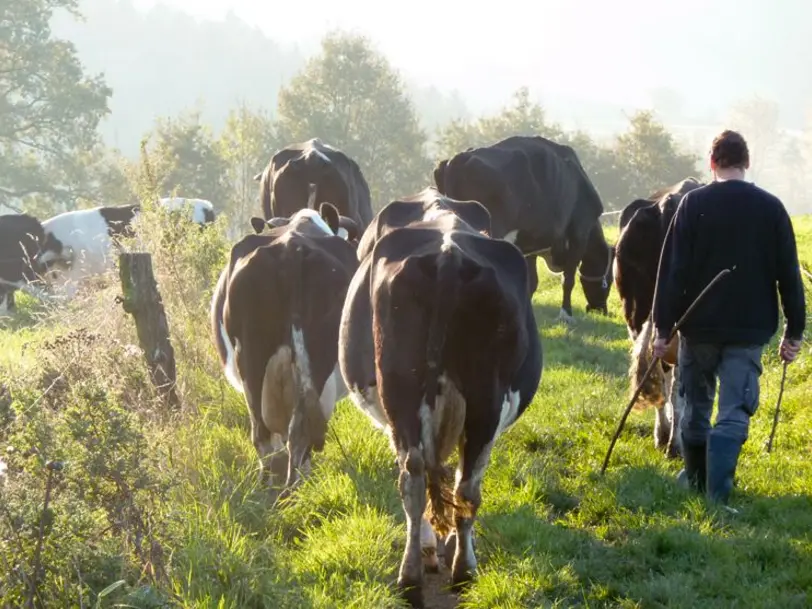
[423, 246, 462, 537]
[288, 244, 327, 457]
[629, 318, 666, 410]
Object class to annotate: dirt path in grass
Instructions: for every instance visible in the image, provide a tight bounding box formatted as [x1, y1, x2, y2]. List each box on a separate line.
[421, 542, 460, 609]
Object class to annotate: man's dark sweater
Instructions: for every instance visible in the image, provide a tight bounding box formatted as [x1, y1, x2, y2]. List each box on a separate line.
[654, 179, 806, 345]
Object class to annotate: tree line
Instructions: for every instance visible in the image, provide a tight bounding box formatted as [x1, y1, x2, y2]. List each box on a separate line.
[3, 0, 704, 230]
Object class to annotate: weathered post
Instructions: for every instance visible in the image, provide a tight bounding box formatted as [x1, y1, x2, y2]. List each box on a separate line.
[118, 252, 179, 407]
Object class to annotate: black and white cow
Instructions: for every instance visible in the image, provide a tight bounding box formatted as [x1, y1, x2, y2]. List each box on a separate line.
[254, 138, 374, 232]
[435, 135, 614, 323]
[36, 204, 141, 296]
[211, 204, 359, 490]
[614, 177, 703, 459]
[0, 213, 46, 312]
[36, 200, 215, 297]
[158, 197, 216, 225]
[339, 188, 543, 608]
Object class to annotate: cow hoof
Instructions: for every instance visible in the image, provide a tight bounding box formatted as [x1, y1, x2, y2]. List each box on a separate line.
[442, 534, 456, 569]
[398, 581, 424, 609]
[556, 309, 576, 325]
[450, 566, 475, 591]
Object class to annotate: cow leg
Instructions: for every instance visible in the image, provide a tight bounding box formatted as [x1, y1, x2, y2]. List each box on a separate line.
[239, 348, 288, 488]
[451, 428, 491, 589]
[398, 446, 427, 608]
[654, 405, 670, 451]
[667, 365, 684, 459]
[655, 367, 674, 451]
[242, 369, 277, 486]
[420, 517, 439, 573]
[526, 255, 539, 295]
[558, 264, 577, 325]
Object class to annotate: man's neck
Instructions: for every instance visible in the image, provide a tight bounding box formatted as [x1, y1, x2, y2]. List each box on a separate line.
[713, 168, 747, 182]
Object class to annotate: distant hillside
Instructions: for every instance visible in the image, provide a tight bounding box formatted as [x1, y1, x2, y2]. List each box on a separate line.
[52, 0, 305, 155]
[51, 0, 474, 157]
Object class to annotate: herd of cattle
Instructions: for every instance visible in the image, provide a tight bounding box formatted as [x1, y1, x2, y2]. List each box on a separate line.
[1, 134, 704, 607]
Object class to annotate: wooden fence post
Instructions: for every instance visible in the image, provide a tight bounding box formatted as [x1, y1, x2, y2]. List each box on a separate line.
[118, 253, 179, 407]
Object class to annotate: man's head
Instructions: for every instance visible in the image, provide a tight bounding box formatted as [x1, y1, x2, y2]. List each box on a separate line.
[709, 130, 750, 179]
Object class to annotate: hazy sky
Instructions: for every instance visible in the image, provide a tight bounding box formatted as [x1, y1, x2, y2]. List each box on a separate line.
[128, 0, 808, 121]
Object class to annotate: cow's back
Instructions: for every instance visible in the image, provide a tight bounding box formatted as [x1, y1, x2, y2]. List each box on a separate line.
[262, 139, 373, 231]
[441, 135, 602, 245]
[225, 229, 358, 395]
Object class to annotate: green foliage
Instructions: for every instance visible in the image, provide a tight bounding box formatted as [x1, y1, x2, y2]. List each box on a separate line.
[216, 103, 280, 235]
[613, 110, 700, 199]
[0, 0, 112, 214]
[0, 328, 174, 607]
[276, 31, 430, 208]
[435, 87, 565, 159]
[139, 109, 229, 209]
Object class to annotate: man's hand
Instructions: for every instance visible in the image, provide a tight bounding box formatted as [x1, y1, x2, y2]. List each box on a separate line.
[780, 337, 802, 363]
[653, 337, 670, 359]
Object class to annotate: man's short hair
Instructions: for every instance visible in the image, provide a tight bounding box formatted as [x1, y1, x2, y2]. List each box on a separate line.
[710, 130, 750, 169]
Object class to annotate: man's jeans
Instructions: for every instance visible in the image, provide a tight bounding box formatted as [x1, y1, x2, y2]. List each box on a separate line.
[678, 336, 764, 445]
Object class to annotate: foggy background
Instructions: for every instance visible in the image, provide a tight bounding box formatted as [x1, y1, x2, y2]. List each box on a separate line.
[7, 0, 812, 219]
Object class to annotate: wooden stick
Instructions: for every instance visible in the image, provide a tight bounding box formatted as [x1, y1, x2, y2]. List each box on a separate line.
[766, 361, 788, 453]
[600, 267, 734, 475]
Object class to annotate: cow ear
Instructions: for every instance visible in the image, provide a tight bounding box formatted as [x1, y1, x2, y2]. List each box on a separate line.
[319, 202, 341, 235]
[250, 217, 266, 234]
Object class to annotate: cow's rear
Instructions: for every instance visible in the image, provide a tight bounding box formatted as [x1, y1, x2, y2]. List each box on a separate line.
[358, 219, 542, 607]
[213, 207, 357, 490]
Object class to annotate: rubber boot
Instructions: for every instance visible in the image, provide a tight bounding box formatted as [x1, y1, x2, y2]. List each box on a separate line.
[706, 434, 743, 506]
[676, 434, 706, 493]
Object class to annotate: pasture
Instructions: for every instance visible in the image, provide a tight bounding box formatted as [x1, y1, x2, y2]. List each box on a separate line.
[1, 213, 810, 609]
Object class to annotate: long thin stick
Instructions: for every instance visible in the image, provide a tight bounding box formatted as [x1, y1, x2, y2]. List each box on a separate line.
[600, 267, 734, 475]
[766, 361, 788, 453]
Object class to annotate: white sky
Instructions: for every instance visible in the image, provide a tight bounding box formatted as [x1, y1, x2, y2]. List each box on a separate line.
[129, 0, 805, 114]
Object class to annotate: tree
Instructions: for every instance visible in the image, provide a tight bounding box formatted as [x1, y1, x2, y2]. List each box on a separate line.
[564, 130, 631, 211]
[1, 0, 112, 214]
[217, 102, 279, 235]
[275, 31, 430, 208]
[138, 109, 228, 209]
[435, 87, 564, 160]
[727, 96, 780, 183]
[613, 110, 699, 200]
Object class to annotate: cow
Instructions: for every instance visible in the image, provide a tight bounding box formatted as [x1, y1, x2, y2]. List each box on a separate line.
[338, 188, 543, 608]
[614, 177, 704, 338]
[35, 204, 141, 297]
[253, 138, 374, 232]
[0, 213, 47, 312]
[211, 203, 359, 492]
[618, 198, 653, 233]
[613, 177, 704, 459]
[36, 200, 215, 297]
[434, 135, 614, 324]
[158, 197, 216, 225]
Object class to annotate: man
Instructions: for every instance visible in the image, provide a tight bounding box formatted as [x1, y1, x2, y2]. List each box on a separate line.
[652, 129, 805, 509]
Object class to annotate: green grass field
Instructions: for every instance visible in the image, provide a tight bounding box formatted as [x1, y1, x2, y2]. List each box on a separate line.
[1, 217, 811, 608]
